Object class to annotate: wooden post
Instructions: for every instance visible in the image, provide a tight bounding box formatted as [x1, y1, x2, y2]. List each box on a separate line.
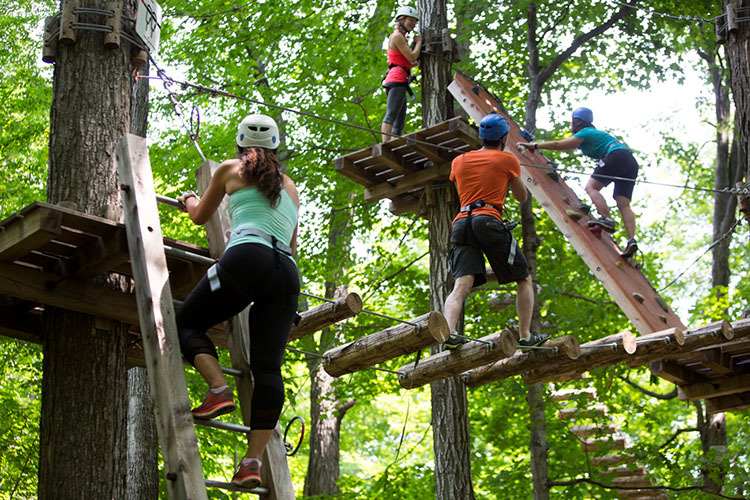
[42, 16, 59, 63]
[323, 311, 450, 377]
[116, 134, 207, 500]
[464, 335, 580, 388]
[397, 329, 516, 389]
[195, 161, 296, 500]
[104, 1, 122, 49]
[59, 0, 77, 45]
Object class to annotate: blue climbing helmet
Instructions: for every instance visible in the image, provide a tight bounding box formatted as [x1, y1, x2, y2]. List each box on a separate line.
[478, 114, 510, 141]
[572, 107, 593, 123]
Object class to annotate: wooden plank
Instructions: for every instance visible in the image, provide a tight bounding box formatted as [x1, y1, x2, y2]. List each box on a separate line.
[699, 347, 736, 375]
[288, 293, 363, 342]
[604, 465, 647, 477]
[591, 453, 634, 467]
[364, 162, 452, 202]
[612, 475, 652, 486]
[405, 131, 446, 163]
[617, 489, 665, 499]
[388, 194, 423, 217]
[323, 311, 450, 377]
[0, 205, 62, 262]
[649, 359, 694, 385]
[449, 71, 685, 335]
[705, 391, 750, 414]
[678, 373, 750, 401]
[448, 117, 481, 147]
[550, 388, 597, 402]
[334, 156, 380, 187]
[569, 423, 616, 437]
[397, 329, 517, 389]
[70, 228, 130, 280]
[0, 307, 41, 343]
[116, 133, 208, 500]
[371, 142, 414, 176]
[581, 435, 626, 453]
[196, 159, 296, 500]
[557, 404, 607, 420]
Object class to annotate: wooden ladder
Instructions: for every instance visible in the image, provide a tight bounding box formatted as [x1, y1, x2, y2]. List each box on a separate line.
[116, 133, 295, 499]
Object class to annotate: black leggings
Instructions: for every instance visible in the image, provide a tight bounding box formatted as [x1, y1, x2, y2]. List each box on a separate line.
[176, 243, 300, 429]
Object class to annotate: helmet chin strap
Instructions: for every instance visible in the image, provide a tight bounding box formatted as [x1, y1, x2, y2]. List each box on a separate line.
[396, 20, 408, 35]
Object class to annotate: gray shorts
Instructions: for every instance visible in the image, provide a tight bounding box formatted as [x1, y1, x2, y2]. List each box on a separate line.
[449, 215, 530, 287]
[383, 84, 407, 135]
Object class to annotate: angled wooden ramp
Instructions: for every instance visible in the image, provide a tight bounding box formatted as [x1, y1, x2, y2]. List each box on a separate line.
[448, 71, 684, 335]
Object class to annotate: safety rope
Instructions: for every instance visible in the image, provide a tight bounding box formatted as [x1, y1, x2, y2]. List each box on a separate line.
[610, 0, 721, 24]
[657, 218, 744, 293]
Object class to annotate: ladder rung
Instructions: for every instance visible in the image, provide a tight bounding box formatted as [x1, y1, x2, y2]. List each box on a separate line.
[205, 478, 269, 495]
[163, 245, 216, 266]
[194, 417, 252, 434]
[155, 194, 182, 209]
[220, 365, 243, 377]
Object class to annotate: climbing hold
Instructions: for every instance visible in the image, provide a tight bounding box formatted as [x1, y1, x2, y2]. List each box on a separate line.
[615, 261, 624, 270]
[546, 171, 559, 182]
[632, 292, 645, 303]
[520, 130, 533, 142]
[565, 209, 583, 221]
[655, 296, 669, 312]
[578, 203, 591, 215]
[659, 314, 668, 324]
[471, 86, 479, 95]
[588, 224, 602, 239]
[562, 196, 570, 204]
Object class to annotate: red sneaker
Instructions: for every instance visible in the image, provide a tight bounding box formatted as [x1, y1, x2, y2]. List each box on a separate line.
[232, 459, 261, 489]
[191, 387, 236, 419]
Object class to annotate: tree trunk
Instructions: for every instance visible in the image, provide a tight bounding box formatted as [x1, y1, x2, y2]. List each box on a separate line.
[40, 1, 137, 498]
[304, 198, 356, 496]
[418, 1, 474, 498]
[127, 367, 159, 499]
[722, 0, 750, 237]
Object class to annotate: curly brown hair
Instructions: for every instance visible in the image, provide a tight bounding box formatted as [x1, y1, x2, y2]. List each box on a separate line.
[238, 147, 283, 207]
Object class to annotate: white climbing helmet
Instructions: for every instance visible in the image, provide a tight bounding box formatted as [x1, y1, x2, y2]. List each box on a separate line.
[236, 114, 279, 149]
[395, 5, 418, 21]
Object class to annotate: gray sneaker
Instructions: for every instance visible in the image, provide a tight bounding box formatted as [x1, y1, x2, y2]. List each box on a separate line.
[620, 238, 638, 258]
[518, 333, 550, 351]
[587, 217, 616, 233]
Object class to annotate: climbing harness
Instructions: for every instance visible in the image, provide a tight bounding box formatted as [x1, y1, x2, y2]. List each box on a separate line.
[459, 200, 519, 266]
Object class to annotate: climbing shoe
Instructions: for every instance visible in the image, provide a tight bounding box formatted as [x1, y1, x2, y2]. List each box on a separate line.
[443, 334, 469, 350]
[191, 387, 236, 420]
[518, 333, 550, 352]
[232, 458, 261, 489]
[620, 238, 638, 258]
[587, 217, 616, 233]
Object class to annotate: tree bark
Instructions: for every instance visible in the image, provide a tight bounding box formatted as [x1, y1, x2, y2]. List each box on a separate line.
[722, 0, 750, 237]
[418, 1, 474, 498]
[40, 1, 137, 498]
[304, 198, 356, 496]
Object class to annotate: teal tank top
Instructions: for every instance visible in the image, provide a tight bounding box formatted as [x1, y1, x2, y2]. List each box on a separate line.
[573, 126, 629, 160]
[225, 186, 298, 262]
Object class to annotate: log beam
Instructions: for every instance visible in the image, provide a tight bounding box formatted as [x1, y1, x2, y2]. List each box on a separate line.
[0, 205, 62, 262]
[465, 335, 580, 388]
[397, 329, 516, 389]
[649, 359, 693, 385]
[678, 373, 750, 401]
[364, 162, 451, 202]
[288, 293, 363, 342]
[611, 475, 651, 487]
[323, 311, 449, 377]
[557, 404, 607, 420]
[604, 465, 647, 477]
[569, 423, 616, 438]
[705, 391, 750, 414]
[550, 388, 597, 402]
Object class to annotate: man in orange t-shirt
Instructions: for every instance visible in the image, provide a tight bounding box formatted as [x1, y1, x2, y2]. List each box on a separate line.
[443, 114, 549, 351]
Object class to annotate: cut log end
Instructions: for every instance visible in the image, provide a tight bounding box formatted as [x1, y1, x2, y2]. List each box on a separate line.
[427, 311, 450, 343]
[720, 319, 735, 339]
[622, 330, 637, 354]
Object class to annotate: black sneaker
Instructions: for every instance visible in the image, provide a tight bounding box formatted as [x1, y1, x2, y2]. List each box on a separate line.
[518, 333, 550, 351]
[620, 238, 638, 258]
[443, 334, 469, 350]
[587, 217, 616, 233]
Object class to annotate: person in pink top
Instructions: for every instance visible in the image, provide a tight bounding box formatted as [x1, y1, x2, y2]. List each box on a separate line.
[381, 5, 422, 142]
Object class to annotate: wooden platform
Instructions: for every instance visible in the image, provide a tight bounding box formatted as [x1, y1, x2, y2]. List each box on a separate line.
[650, 319, 750, 413]
[334, 116, 479, 215]
[0, 201, 212, 351]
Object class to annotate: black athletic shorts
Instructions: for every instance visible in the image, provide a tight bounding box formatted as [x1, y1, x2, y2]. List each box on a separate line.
[591, 149, 639, 200]
[449, 214, 530, 287]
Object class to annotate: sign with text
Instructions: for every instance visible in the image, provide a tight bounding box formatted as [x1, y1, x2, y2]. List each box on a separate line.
[135, 0, 162, 54]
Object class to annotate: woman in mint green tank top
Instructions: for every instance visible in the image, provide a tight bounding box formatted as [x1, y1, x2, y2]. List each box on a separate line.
[175, 114, 301, 489]
[518, 107, 639, 258]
